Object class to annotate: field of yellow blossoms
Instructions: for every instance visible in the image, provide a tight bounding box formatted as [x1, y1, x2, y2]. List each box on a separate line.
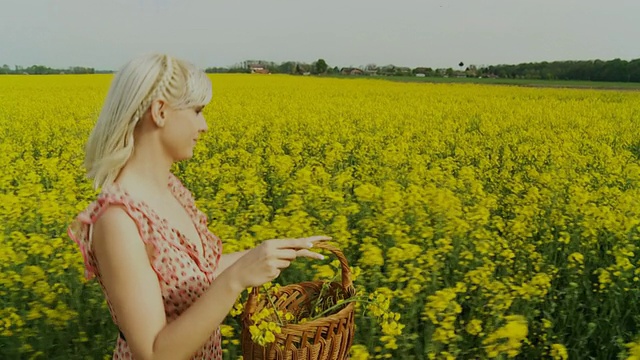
[2, 74, 640, 359]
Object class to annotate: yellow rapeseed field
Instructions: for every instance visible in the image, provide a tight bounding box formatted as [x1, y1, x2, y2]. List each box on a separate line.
[2, 74, 640, 359]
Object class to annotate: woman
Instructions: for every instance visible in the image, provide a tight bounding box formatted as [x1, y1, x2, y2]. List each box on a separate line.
[67, 53, 327, 360]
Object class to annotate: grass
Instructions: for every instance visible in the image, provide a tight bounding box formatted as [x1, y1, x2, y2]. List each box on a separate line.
[326, 74, 640, 90]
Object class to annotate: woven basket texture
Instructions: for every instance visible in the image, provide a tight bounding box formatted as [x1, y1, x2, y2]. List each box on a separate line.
[241, 241, 355, 360]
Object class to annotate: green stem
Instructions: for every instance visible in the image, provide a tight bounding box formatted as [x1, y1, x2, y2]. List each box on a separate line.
[309, 273, 340, 319]
[310, 281, 331, 318]
[309, 296, 378, 320]
[263, 285, 284, 326]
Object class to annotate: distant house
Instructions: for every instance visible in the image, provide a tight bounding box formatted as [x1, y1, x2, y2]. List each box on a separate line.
[248, 64, 270, 74]
[340, 67, 364, 76]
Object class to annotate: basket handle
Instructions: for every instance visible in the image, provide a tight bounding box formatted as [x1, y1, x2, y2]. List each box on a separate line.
[244, 240, 354, 318]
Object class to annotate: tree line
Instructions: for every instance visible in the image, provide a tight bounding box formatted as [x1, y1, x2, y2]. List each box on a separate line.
[205, 59, 331, 75]
[0, 64, 103, 74]
[3, 58, 640, 83]
[477, 58, 640, 82]
[206, 58, 640, 83]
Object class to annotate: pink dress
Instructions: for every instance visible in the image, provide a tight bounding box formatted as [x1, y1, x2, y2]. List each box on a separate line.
[67, 172, 224, 359]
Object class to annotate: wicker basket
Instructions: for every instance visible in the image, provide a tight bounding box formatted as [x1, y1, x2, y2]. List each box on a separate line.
[241, 241, 356, 360]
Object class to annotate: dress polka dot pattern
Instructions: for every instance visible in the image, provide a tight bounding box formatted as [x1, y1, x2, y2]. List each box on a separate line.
[67, 172, 224, 360]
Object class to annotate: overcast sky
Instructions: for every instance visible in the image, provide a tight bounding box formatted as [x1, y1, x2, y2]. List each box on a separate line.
[1, 0, 639, 70]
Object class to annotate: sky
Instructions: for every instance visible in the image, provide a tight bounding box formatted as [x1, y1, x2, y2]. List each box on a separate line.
[1, 0, 639, 71]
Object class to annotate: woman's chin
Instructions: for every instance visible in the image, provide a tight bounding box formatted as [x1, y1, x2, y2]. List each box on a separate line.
[175, 150, 194, 162]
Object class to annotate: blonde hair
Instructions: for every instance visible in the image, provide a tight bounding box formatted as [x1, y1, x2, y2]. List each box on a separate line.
[84, 53, 212, 190]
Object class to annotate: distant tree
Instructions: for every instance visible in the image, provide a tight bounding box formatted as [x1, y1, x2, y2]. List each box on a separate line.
[629, 59, 640, 82]
[363, 64, 377, 75]
[27, 65, 54, 74]
[603, 58, 628, 82]
[476, 58, 640, 83]
[445, 68, 454, 77]
[0, 64, 9, 74]
[278, 61, 297, 74]
[228, 62, 250, 73]
[380, 64, 396, 76]
[294, 63, 312, 75]
[68, 66, 95, 74]
[315, 59, 328, 74]
[265, 64, 279, 74]
[205, 67, 229, 73]
[301, 63, 312, 74]
[412, 67, 433, 76]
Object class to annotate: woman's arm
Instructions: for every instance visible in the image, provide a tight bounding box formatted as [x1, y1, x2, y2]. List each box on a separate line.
[93, 206, 245, 360]
[214, 250, 250, 278]
[93, 205, 327, 360]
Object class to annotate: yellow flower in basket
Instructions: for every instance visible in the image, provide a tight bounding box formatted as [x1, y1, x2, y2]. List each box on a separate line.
[240, 241, 356, 360]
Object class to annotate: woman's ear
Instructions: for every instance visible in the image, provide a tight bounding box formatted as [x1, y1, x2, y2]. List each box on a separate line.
[149, 99, 167, 127]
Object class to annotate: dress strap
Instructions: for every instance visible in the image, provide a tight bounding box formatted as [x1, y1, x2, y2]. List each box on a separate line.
[67, 189, 164, 281]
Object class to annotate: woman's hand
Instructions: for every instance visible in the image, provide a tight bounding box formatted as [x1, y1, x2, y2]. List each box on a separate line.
[227, 235, 329, 289]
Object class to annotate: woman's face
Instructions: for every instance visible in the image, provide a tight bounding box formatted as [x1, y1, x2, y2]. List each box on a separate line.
[160, 104, 208, 161]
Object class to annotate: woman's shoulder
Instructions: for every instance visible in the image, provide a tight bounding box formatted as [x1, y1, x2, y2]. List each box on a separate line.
[66, 192, 120, 280]
[67, 186, 159, 280]
[91, 203, 152, 262]
[68, 190, 119, 232]
[68, 171, 191, 238]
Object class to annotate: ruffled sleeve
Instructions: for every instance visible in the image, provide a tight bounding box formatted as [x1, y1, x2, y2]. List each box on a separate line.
[67, 200, 102, 280]
[67, 192, 166, 282]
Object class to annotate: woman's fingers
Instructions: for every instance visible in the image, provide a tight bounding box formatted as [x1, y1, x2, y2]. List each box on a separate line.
[295, 249, 324, 260]
[304, 235, 332, 243]
[274, 259, 291, 269]
[276, 249, 298, 260]
[270, 269, 281, 279]
[274, 236, 332, 250]
[275, 248, 324, 260]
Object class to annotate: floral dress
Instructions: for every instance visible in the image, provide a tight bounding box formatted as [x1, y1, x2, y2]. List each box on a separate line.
[67, 172, 224, 359]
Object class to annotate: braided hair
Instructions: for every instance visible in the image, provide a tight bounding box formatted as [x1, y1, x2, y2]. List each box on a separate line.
[84, 53, 211, 190]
